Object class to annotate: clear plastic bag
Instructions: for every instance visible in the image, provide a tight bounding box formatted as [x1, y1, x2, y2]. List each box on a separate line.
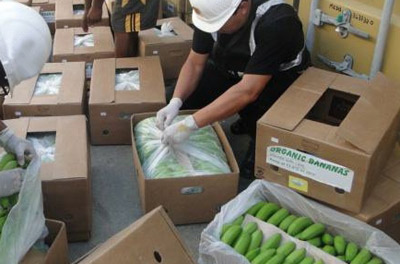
[199, 180, 400, 264]
[115, 70, 140, 91]
[74, 34, 94, 47]
[153, 22, 176, 37]
[33, 73, 62, 96]
[27, 133, 56, 163]
[0, 157, 46, 264]
[134, 116, 231, 179]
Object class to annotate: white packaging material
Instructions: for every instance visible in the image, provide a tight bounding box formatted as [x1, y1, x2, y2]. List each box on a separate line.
[74, 34, 94, 47]
[73, 6, 85, 16]
[33, 73, 62, 96]
[199, 180, 400, 264]
[153, 22, 176, 37]
[0, 156, 45, 264]
[27, 133, 56, 163]
[115, 70, 140, 91]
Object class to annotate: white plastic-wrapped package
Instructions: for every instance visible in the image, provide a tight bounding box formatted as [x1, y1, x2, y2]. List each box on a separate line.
[199, 180, 400, 264]
[134, 116, 231, 179]
[33, 73, 62, 96]
[0, 157, 46, 264]
[74, 34, 94, 47]
[115, 70, 140, 91]
[153, 22, 176, 37]
[27, 133, 56, 163]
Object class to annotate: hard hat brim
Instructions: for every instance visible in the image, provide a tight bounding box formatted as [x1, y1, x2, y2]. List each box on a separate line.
[192, 6, 237, 33]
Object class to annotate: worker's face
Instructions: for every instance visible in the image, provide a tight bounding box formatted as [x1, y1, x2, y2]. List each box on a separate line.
[219, 1, 251, 34]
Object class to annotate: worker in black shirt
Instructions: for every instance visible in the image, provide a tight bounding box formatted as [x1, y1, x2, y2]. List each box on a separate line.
[156, 0, 310, 178]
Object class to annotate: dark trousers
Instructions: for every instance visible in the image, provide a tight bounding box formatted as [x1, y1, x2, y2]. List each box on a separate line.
[182, 60, 302, 140]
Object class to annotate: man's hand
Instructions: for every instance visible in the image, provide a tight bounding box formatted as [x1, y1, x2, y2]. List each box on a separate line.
[156, 98, 183, 131]
[0, 168, 24, 198]
[0, 128, 37, 166]
[161, 115, 198, 146]
[82, 6, 103, 32]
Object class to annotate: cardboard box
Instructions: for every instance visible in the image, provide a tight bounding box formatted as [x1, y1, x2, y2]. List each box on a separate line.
[162, 0, 192, 24]
[3, 116, 91, 242]
[21, 219, 69, 264]
[32, 0, 56, 34]
[53, 27, 115, 63]
[139, 17, 193, 80]
[131, 111, 240, 224]
[255, 67, 400, 213]
[17, 0, 32, 6]
[89, 56, 166, 145]
[76, 207, 195, 264]
[55, 0, 109, 29]
[3, 62, 86, 119]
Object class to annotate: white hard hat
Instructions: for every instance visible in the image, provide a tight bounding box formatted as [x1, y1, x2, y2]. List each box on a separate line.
[190, 0, 242, 33]
[0, 1, 52, 90]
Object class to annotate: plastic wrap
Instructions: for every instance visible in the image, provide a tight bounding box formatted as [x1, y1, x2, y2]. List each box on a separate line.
[134, 116, 231, 179]
[153, 22, 176, 37]
[74, 34, 94, 47]
[0, 157, 46, 264]
[27, 133, 56, 163]
[33, 73, 62, 96]
[115, 70, 140, 91]
[199, 180, 400, 264]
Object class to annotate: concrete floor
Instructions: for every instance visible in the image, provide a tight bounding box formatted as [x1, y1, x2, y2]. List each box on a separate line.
[68, 116, 253, 262]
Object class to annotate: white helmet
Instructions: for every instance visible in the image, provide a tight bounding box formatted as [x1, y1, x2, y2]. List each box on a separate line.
[0, 1, 52, 90]
[190, 0, 242, 33]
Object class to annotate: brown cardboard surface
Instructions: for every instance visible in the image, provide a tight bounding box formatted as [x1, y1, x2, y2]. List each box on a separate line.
[17, 0, 32, 5]
[21, 219, 69, 264]
[3, 116, 91, 242]
[256, 67, 400, 213]
[138, 17, 193, 79]
[53, 27, 115, 63]
[55, 0, 108, 29]
[76, 207, 195, 264]
[130, 111, 239, 224]
[32, 0, 55, 34]
[3, 62, 85, 119]
[89, 57, 166, 145]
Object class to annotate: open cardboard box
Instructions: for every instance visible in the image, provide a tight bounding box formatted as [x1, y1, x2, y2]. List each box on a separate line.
[89, 56, 166, 145]
[75, 206, 195, 264]
[32, 0, 56, 34]
[55, 0, 108, 29]
[3, 115, 91, 242]
[256, 67, 400, 213]
[138, 17, 193, 80]
[3, 62, 86, 119]
[53, 27, 115, 63]
[21, 219, 69, 264]
[130, 111, 239, 224]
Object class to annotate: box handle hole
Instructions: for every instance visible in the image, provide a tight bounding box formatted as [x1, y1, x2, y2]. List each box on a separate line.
[102, 130, 110, 136]
[270, 165, 279, 172]
[181, 186, 204, 195]
[153, 251, 162, 263]
[335, 187, 345, 194]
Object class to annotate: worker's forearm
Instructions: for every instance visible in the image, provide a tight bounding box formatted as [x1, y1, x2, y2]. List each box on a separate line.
[84, 0, 92, 9]
[91, 0, 104, 9]
[173, 57, 206, 101]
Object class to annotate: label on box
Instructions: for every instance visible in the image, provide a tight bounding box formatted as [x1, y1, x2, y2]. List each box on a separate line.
[288, 176, 308, 193]
[266, 146, 354, 192]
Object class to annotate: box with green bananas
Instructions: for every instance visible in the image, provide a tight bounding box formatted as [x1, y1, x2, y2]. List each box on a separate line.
[0, 153, 45, 264]
[199, 180, 400, 264]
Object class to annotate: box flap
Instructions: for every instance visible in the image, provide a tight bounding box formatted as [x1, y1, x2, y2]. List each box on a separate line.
[4, 75, 38, 104]
[55, 0, 73, 21]
[33, 0, 50, 4]
[3, 118, 30, 140]
[337, 73, 400, 154]
[54, 28, 74, 56]
[90, 58, 115, 104]
[92, 27, 115, 53]
[259, 67, 337, 131]
[57, 61, 86, 104]
[45, 219, 69, 264]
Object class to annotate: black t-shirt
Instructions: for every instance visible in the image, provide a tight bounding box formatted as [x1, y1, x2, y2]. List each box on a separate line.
[192, 3, 307, 75]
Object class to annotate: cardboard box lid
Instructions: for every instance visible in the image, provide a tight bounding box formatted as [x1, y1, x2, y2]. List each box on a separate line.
[3, 116, 88, 181]
[33, 0, 55, 5]
[4, 62, 85, 105]
[76, 207, 195, 264]
[54, 27, 114, 56]
[89, 56, 165, 104]
[139, 17, 193, 45]
[259, 67, 400, 154]
[55, 0, 105, 20]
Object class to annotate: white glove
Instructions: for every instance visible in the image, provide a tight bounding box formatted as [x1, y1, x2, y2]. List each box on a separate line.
[156, 98, 183, 131]
[0, 128, 37, 166]
[161, 115, 199, 146]
[0, 168, 24, 198]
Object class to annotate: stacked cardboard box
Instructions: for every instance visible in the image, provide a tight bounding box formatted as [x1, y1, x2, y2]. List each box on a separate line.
[89, 56, 166, 145]
[3, 62, 86, 119]
[32, 0, 56, 34]
[139, 17, 193, 80]
[255, 67, 400, 213]
[3, 116, 91, 242]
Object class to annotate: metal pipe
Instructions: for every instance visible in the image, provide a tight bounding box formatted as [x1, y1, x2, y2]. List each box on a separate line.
[293, 0, 300, 12]
[370, 0, 394, 78]
[305, 0, 320, 55]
